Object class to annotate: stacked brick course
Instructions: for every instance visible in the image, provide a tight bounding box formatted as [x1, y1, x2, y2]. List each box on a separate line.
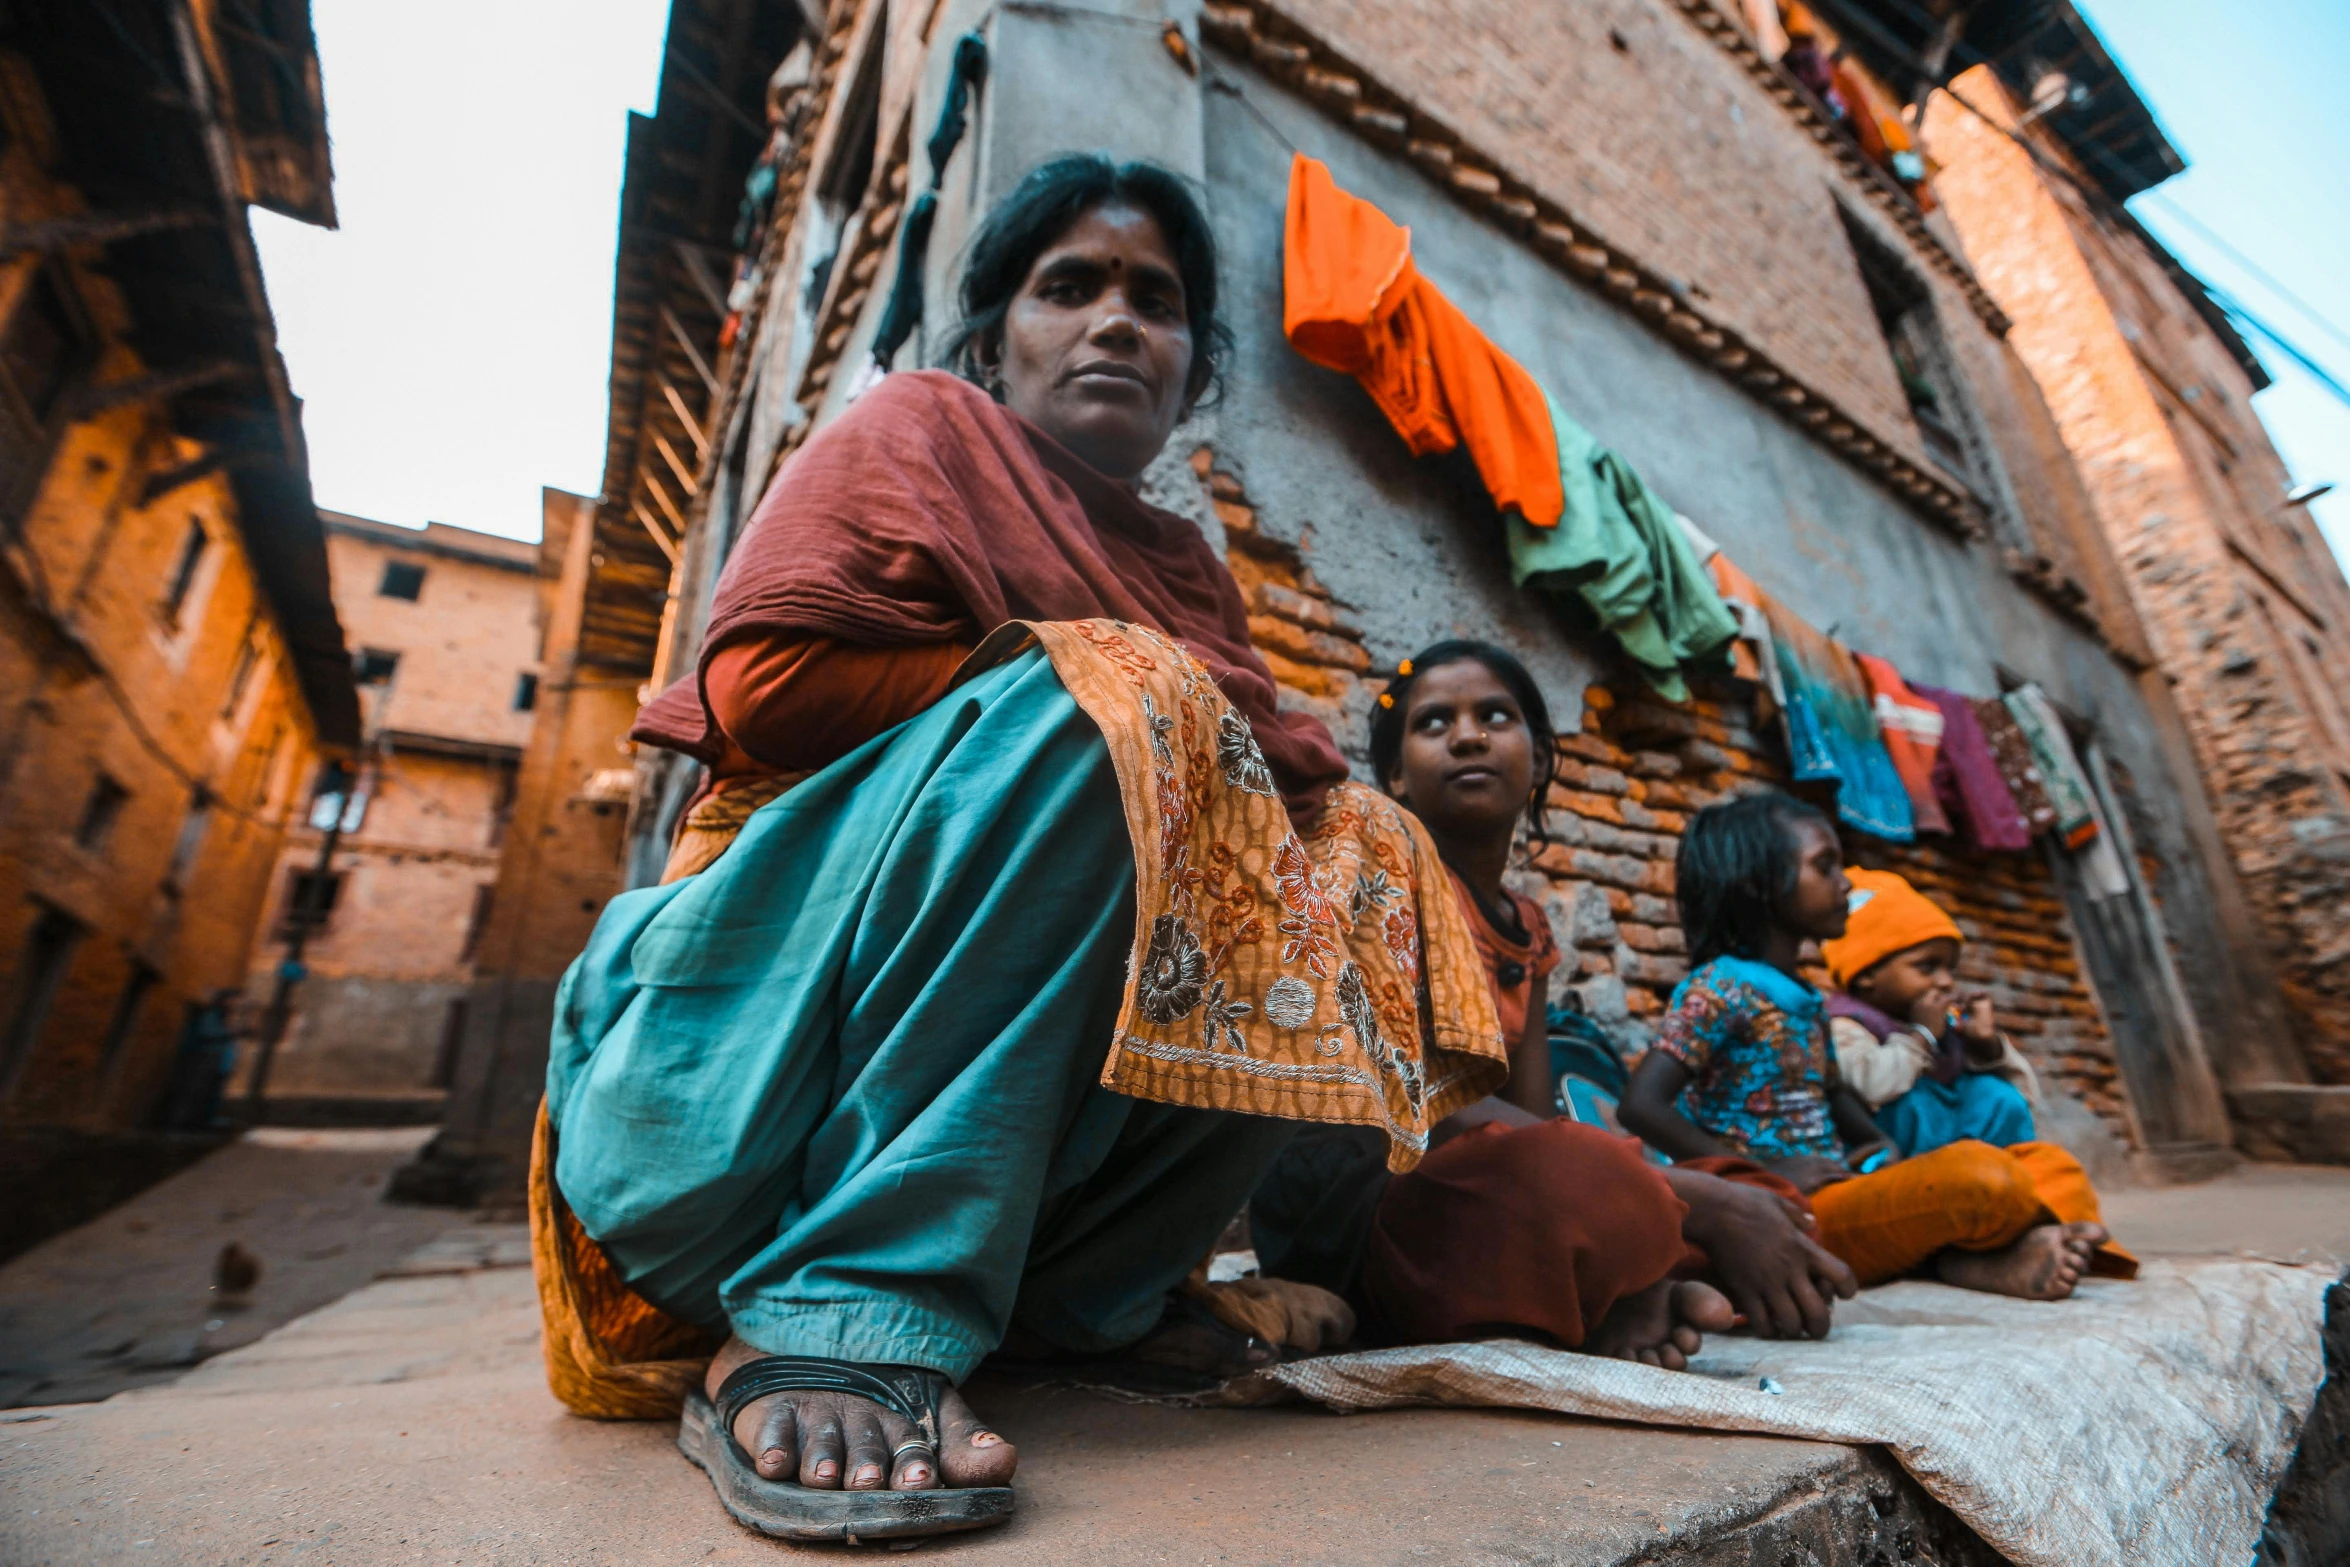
[1198, 451, 2132, 1142]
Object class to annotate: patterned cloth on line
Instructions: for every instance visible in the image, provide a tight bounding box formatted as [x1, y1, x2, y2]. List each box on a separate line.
[1244, 1257, 2340, 1567]
[1753, 579, 1915, 840]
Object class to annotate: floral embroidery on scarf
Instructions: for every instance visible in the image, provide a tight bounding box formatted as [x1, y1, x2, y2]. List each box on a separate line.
[1072, 618, 1160, 684]
[1328, 960, 1424, 1113]
[1201, 979, 1253, 1052]
[1142, 692, 1189, 876]
[1137, 913, 1208, 1023]
[1350, 867, 1400, 925]
[993, 617, 1507, 1169]
[1274, 836, 1341, 978]
[1216, 709, 1279, 797]
[1382, 902, 1420, 985]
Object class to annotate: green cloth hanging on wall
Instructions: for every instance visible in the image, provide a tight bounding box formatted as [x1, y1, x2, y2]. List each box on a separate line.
[1505, 393, 1738, 701]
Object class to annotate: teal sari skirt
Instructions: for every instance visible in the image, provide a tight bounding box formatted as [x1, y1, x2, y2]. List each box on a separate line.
[546, 650, 1292, 1382]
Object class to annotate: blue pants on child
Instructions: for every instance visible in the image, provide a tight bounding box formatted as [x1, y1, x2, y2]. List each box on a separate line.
[1879, 1072, 2035, 1157]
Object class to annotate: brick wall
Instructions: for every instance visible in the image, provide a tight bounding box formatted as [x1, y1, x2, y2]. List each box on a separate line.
[1266, 0, 1947, 482]
[1927, 71, 2350, 1086]
[1198, 450, 2134, 1142]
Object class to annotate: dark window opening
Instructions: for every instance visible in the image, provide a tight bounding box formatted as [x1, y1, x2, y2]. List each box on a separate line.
[98, 962, 160, 1082]
[2, 267, 89, 427]
[0, 265, 95, 526]
[165, 788, 213, 889]
[162, 519, 211, 624]
[513, 671, 539, 712]
[76, 774, 129, 851]
[458, 883, 495, 965]
[378, 560, 426, 600]
[353, 647, 400, 684]
[2, 903, 87, 1094]
[307, 758, 357, 830]
[223, 629, 261, 715]
[801, 34, 885, 316]
[1838, 208, 1971, 480]
[487, 758, 520, 849]
[278, 868, 345, 940]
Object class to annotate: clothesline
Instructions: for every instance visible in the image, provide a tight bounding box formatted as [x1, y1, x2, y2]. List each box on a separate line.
[1277, 155, 2128, 887]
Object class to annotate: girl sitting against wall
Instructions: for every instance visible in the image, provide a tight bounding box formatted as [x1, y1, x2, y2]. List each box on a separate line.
[1254, 644, 1860, 1358]
[1617, 790, 2135, 1299]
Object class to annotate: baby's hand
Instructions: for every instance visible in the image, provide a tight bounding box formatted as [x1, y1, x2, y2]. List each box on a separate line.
[1954, 994, 2002, 1064]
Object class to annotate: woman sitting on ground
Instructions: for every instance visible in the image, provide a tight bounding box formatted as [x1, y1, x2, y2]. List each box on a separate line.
[537, 155, 1521, 1546]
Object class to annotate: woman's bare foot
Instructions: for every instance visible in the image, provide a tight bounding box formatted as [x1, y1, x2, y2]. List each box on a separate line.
[1586, 1280, 1737, 1370]
[707, 1336, 1017, 1493]
[1934, 1222, 2089, 1300]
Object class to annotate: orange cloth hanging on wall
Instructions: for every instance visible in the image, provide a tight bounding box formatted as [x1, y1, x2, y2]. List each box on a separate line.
[1853, 652, 1952, 835]
[1283, 154, 1563, 529]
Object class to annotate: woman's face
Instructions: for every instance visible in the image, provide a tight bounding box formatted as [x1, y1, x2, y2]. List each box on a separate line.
[988, 200, 1194, 480]
[1386, 659, 1535, 844]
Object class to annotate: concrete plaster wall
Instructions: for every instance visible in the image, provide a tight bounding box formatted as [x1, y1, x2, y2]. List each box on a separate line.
[262, 974, 465, 1096]
[1191, 64, 2247, 1134]
[640, 0, 2266, 1160]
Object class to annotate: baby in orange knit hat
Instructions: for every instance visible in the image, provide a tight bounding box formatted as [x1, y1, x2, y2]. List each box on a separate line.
[1823, 869, 2040, 1157]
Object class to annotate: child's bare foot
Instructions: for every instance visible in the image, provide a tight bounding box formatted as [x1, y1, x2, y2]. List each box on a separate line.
[1934, 1223, 2088, 1301]
[1587, 1280, 1737, 1370]
[2061, 1220, 2109, 1264]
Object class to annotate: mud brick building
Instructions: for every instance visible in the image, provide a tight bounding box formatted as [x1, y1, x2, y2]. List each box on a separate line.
[236, 513, 542, 1117]
[0, 1, 355, 1148]
[416, 0, 2322, 1195]
[1893, 47, 2350, 1148]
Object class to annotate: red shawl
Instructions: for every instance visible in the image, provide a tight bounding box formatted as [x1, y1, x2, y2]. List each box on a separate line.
[632, 370, 1349, 817]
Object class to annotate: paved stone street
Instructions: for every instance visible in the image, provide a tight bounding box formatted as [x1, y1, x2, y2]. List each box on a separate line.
[4, 1153, 2346, 1565]
[0, 1129, 470, 1409]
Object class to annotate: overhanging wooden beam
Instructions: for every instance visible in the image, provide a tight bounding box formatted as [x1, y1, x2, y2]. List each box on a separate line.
[659, 375, 709, 457]
[631, 498, 681, 565]
[69, 359, 249, 418]
[0, 207, 215, 261]
[661, 303, 720, 397]
[655, 432, 700, 498]
[643, 470, 692, 547]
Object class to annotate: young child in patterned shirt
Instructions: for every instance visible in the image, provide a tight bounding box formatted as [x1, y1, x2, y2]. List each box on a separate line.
[1618, 790, 2132, 1299]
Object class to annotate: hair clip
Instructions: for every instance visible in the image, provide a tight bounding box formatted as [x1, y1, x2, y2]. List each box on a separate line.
[1396, 658, 1414, 676]
[1377, 692, 1395, 708]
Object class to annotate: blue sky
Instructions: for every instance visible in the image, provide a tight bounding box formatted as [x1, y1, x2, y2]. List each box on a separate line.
[254, 0, 2350, 556]
[2077, 0, 2350, 564]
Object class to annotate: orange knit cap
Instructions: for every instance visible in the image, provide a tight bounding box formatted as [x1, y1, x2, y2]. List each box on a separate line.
[1821, 867, 1964, 989]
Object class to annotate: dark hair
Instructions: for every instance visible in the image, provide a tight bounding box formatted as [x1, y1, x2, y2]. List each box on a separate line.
[1676, 788, 1835, 967]
[939, 154, 1233, 411]
[1369, 639, 1557, 844]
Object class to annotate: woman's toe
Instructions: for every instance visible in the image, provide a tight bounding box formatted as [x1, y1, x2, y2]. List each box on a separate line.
[937, 1389, 1018, 1487]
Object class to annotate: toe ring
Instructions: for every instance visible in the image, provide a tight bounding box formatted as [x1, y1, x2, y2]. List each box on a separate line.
[891, 1439, 937, 1466]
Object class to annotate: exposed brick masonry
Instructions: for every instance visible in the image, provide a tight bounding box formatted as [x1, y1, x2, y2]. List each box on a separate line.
[1198, 452, 2133, 1143]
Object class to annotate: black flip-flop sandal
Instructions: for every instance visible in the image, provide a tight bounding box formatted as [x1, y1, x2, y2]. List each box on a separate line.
[678, 1356, 1015, 1545]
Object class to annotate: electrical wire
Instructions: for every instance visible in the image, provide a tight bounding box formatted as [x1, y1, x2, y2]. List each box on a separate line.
[2137, 191, 2350, 360]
